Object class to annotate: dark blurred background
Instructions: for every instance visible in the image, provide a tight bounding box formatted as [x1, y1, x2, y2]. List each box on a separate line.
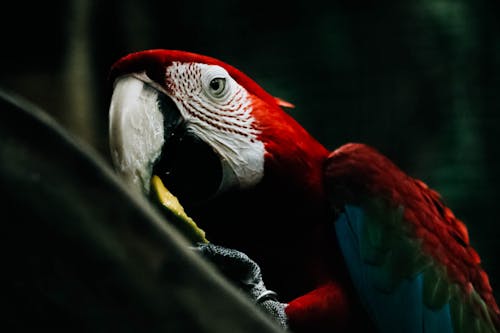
[1, 0, 499, 299]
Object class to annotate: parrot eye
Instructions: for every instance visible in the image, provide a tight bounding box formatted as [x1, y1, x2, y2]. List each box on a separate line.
[202, 65, 232, 100]
[209, 78, 226, 96]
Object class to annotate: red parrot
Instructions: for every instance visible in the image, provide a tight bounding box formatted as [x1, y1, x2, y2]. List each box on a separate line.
[108, 49, 499, 333]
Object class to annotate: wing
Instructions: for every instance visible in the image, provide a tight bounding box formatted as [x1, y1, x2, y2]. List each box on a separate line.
[325, 143, 499, 333]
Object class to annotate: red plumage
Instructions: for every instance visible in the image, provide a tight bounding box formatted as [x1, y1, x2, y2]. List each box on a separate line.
[109, 49, 499, 332]
[326, 143, 500, 329]
[250, 95, 328, 203]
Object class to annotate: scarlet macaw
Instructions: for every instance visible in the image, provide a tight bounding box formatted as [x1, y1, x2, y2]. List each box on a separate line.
[108, 49, 499, 333]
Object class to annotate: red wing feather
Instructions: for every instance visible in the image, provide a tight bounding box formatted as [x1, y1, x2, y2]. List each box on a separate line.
[325, 143, 499, 331]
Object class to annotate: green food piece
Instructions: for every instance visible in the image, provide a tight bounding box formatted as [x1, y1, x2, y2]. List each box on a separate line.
[151, 175, 209, 244]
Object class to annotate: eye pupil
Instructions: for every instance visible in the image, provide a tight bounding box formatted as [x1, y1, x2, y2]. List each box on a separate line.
[210, 79, 220, 90]
[209, 78, 225, 94]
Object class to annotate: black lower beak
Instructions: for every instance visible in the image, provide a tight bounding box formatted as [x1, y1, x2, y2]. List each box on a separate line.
[152, 93, 223, 204]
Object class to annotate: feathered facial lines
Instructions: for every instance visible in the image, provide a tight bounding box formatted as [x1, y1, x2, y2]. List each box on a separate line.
[160, 62, 266, 190]
[163, 62, 257, 136]
[110, 48, 315, 201]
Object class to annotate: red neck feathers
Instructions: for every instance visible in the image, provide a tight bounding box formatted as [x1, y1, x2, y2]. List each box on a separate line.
[251, 97, 329, 205]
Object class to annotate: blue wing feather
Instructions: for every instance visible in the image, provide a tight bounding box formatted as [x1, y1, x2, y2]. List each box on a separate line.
[335, 205, 454, 333]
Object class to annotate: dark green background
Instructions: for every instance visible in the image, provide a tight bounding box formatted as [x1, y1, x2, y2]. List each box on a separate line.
[1, 0, 499, 301]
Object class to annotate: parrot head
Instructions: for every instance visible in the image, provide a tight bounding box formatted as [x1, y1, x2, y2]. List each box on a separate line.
[109, 49, 327, 206]
[109, 49, 333, 298]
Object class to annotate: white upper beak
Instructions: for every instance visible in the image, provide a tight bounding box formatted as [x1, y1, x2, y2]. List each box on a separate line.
[109, 76, 165, 193]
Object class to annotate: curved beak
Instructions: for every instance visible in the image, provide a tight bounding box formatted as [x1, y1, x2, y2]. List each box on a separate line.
[109, 75, 208, 244]
[109, 75, 182, 194]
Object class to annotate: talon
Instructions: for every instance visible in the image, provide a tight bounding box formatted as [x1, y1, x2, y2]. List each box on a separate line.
[256, 290, 279, 304]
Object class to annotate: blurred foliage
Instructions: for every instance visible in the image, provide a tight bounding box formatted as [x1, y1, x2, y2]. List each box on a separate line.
[0, 0, 499, 300]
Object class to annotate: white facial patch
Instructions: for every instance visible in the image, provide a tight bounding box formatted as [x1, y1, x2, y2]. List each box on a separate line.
[109, 76, 165, 193]
[166, 62, 265, 190]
